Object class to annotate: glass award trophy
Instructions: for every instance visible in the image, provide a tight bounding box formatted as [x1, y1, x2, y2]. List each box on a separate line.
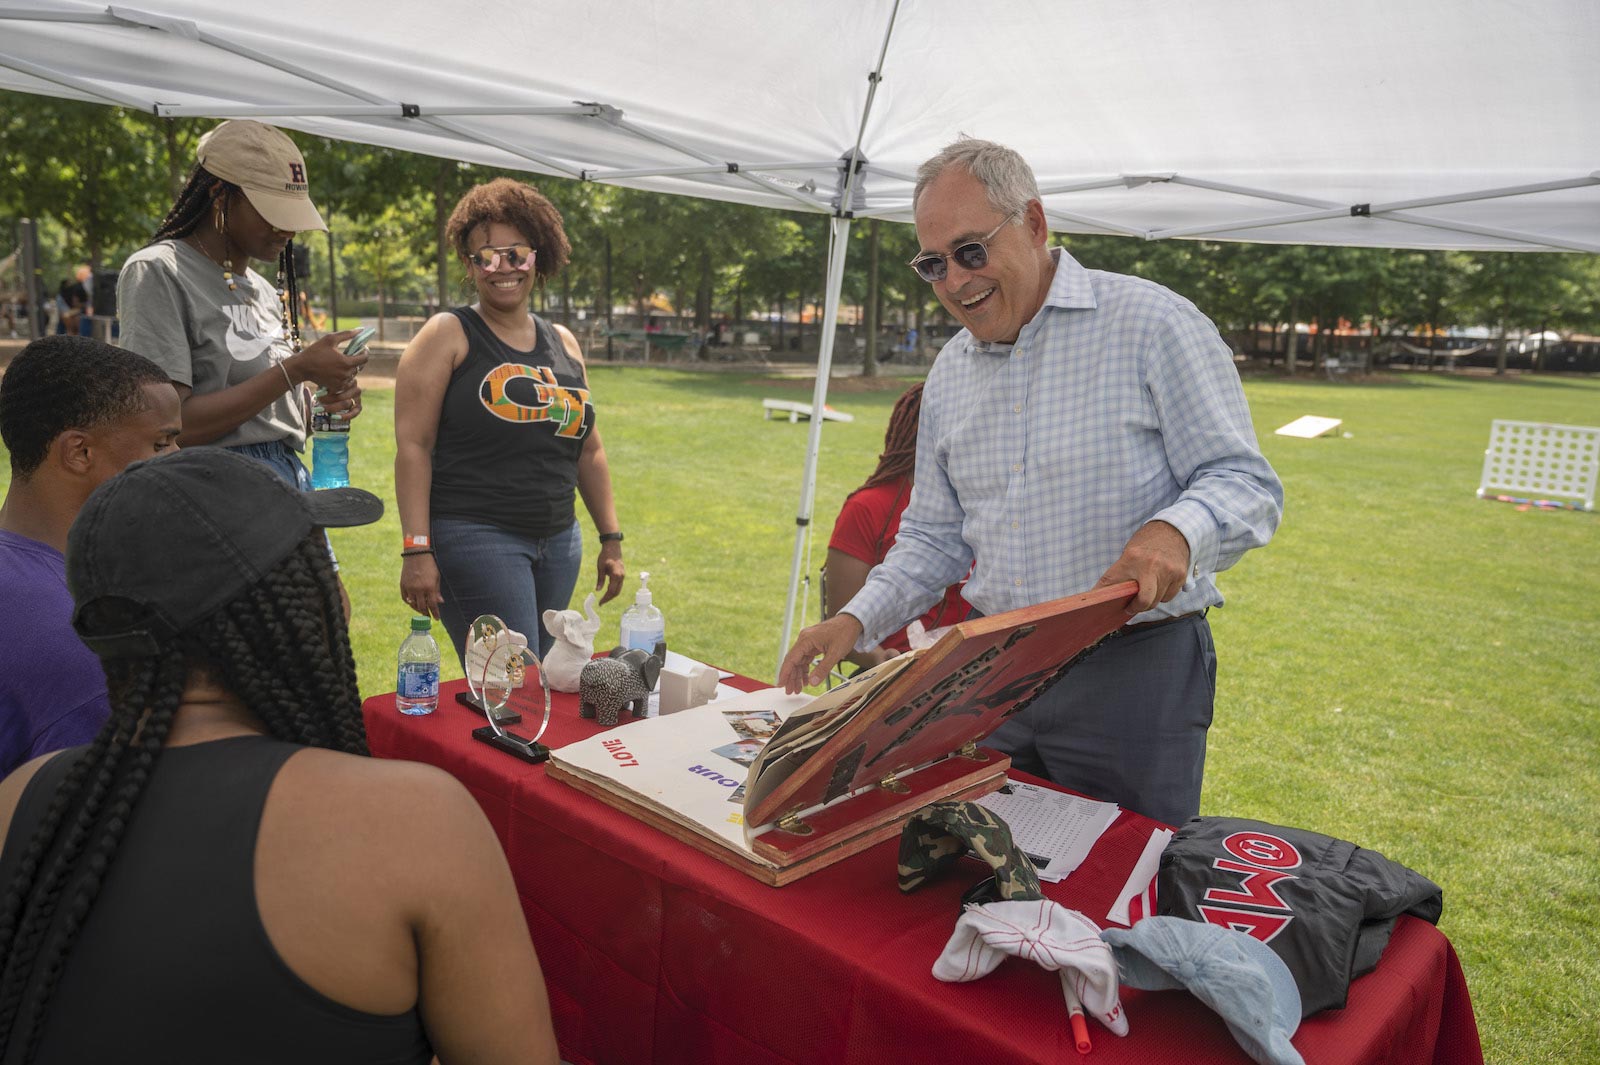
[464, 614, 552, 764]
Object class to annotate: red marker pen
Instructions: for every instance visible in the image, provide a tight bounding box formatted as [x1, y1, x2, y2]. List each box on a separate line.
[1062, 974, 1093, 1054]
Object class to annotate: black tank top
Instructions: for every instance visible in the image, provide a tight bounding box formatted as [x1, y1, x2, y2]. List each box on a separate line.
[429, 307, 595, 538]
[0, 736, 433, 1064]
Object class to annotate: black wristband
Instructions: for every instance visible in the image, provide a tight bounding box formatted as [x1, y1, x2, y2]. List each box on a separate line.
[401, 548, 435, 557]
[598, 531, 624, 544]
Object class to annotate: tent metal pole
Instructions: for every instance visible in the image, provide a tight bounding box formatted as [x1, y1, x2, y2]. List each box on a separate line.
[776, 214, 853, 679]
[1171, 176, 1336, 209]
[154, 103, 602, 119]
[584, 160, 843, 181]
[1152, 205, 1353, 241]
[113, 10, 591, 178]
[1040, 209, 1147, 239]
[1379, 213, 1600, 255]
[0, 50, 154, 110]
[774, 0, 900, 680]
[610, 117, 831, 214]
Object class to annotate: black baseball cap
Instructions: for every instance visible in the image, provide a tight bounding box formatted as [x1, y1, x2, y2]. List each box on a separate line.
[67, 448, 382, 658]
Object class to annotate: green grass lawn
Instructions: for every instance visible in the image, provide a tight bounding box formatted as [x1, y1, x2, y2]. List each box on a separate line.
[5, 366, 1598, 1062]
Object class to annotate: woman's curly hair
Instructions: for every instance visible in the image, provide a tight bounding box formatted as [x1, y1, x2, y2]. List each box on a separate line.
[446, 178, 571, 285]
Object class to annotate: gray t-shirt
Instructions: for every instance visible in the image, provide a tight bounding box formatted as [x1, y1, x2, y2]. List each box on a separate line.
[117, 240, 308, 451]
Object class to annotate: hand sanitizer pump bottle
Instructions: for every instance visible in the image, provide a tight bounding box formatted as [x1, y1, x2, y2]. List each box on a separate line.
[618, 571, 665, 654]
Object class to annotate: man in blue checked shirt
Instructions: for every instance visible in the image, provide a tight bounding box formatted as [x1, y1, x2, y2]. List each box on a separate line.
[780, 138, 1282, 827]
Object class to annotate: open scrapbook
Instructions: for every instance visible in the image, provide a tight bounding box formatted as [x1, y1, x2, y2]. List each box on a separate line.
[547, 581, 1136, 885]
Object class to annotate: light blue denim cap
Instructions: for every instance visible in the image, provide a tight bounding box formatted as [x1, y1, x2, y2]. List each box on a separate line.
[1101, 917, 1304, 1065]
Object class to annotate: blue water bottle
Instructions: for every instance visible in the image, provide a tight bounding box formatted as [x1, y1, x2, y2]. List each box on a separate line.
[309, 406, 350, 490]
[308, 326, 371, 490]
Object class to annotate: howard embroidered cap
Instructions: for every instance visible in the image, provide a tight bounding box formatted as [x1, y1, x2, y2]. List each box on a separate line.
[197, 119, 327, 233]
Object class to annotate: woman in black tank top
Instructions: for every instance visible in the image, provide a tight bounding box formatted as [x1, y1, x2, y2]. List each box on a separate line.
[394, 179, 625, 664]
[0, 450, 560, 1065]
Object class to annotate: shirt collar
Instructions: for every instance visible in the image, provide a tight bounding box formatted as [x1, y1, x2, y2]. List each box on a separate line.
[968, 247, 1097, 355]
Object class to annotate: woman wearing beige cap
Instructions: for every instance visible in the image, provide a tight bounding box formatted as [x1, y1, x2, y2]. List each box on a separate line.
[116, 119, 365, 488]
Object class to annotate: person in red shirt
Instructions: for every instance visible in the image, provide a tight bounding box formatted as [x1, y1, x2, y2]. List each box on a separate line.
[825, 382, 969, 671]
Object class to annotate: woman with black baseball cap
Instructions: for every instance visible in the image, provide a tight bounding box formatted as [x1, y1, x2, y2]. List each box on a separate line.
[116, 120, 365, 488]
[0, 450, 559, 1064]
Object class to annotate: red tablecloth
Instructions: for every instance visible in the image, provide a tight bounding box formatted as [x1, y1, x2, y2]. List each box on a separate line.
[362, 680, 1481, 1065]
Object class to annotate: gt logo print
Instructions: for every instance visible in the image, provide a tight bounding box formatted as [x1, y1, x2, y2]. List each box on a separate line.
[479, 364, 591, 437]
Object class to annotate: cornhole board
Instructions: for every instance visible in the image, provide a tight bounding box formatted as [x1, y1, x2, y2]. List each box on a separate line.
[1275, 415, 1343, 438]
[762, 398, 854, 423]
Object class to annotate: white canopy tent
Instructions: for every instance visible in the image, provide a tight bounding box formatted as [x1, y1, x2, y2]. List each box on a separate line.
[4, 0, 1596, 672]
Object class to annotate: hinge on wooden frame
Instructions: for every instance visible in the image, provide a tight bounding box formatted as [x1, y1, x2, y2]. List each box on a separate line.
[878, 772, 910, 794]
[775, 811, 814, 836]
[958, 741, 988, 761]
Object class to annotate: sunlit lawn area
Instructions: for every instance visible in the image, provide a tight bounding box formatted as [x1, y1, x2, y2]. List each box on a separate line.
[3, 365, 1597, 1062]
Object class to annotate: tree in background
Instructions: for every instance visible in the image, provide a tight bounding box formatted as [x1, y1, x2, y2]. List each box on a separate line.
[5, 87, 1599, 369]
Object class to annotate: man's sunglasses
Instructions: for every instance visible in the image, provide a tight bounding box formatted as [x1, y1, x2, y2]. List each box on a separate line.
[468, 244, 536, 272]
[907, 214, 1017, 283]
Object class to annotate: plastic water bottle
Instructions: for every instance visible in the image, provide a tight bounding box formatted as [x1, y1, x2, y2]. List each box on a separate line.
[618, 571, 666, 654]
[395, 616, 440, 716]
[309, 406, 350, 490]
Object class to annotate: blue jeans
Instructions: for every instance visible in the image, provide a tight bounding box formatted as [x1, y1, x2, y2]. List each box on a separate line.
[225, 440, 339, 569]
[226, 439, 311, 489]
[432, 517, 584, 667]
[984, 614, 1217, 827]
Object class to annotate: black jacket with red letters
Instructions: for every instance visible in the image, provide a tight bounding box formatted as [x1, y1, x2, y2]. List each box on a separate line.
[1156, 816, 1442, 1016]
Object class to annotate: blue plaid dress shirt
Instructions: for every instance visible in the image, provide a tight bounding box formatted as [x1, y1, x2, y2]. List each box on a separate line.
[845, 248, 1283, 648]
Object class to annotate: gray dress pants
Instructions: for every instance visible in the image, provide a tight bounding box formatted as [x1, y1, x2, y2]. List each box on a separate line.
[984, 614, 1217, 827]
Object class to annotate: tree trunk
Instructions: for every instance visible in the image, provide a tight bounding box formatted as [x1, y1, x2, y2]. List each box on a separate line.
[602, 235, 613, 360]
[377, 236, 387, 344]
[162, 122, 184, 201]
[434, 162, 450, 316]
[327, 215, 339, 330]
[1285, 299, 1300, 376]
[870, 217, 883, 375]
[695, 247, 713, 334]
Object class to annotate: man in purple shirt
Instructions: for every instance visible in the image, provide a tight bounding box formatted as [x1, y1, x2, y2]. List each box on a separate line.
[0, 336, 181, 777]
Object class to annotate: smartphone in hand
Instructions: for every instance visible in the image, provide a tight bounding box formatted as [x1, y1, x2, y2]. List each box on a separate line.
[344, 325, 378, 356]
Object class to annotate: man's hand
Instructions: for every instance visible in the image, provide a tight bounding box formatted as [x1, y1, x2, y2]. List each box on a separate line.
[779, 614, 865, 694]
[1094, 520, 1191, 615]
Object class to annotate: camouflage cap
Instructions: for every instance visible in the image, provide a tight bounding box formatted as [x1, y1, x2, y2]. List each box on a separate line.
[897, 800, 1043, 902]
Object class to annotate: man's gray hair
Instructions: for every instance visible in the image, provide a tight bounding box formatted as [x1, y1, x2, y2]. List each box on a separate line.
[913, 137, 1041, 217]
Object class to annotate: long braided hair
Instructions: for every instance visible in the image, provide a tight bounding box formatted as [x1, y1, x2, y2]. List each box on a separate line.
[847, 382, 925, 557]
[151, 164, 304, 349]
[0, 535, 365, 1060]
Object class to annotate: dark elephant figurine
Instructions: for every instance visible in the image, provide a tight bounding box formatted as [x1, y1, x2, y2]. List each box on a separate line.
[578, 642, 666, 726]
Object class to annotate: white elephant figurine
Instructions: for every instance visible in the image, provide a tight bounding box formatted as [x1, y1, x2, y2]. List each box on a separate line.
[542, 593, 602, 692]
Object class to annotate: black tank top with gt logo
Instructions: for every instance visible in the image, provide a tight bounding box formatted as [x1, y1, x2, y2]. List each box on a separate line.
[430, 307, 595, 538]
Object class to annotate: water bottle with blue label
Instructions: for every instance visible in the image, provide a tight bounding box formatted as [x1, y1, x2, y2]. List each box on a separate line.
[396, 616, 440, 716]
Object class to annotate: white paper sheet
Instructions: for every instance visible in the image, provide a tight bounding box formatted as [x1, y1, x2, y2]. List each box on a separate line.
[1105, 827, 1174, 927]
[975, 780, 1121, 883]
